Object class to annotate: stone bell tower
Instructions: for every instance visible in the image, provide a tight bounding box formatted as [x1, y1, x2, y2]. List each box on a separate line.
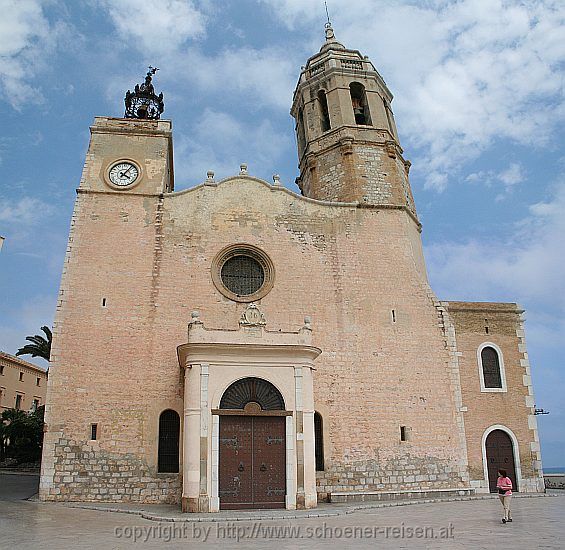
[291, 23, 416, 216]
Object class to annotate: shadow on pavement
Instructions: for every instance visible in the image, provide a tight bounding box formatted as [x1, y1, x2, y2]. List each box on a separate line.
[0, 473, 39, 501]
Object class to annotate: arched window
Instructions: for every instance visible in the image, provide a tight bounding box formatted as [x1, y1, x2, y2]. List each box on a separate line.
[349, 82, 372, 125]
[481, 346, 503, 389]
[158, 409, 180, 473]
[317, 90, 331, 132]
[314, 412, 324, 471]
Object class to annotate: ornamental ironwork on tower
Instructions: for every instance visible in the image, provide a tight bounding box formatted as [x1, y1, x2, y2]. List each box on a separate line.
[124, 67, 164, 120]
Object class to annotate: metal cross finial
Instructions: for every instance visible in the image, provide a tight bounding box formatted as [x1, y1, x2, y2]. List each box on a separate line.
[148, 66, 159, 75]
[324, 1, 335, 40]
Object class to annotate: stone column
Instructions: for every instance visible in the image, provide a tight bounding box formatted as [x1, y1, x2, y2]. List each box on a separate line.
[182, 363, 201, 512]
[285, 414, 297, 510]
[198, 364, 210, 511]
[294, 367, 305, 508]
[302, 366, 317, 508]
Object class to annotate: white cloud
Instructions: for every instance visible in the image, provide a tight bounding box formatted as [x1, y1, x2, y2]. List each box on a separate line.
[258, 0, 325, 28]
[103, 45, 297, 114]
[466, 162, 525, 200]
[97, 0, 206, 54]
[0, 196, 55, 244]
[260, 0, 565, 191]
[0, 0, 62, 108]
[425, 181, 565, 313]
[498, 163, 525, 187]
[0, 196, 52, 225]
[186, 47, 297, 109]
[173, 108, 293, 186]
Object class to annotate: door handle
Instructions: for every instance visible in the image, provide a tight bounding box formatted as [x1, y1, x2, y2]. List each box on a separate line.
[260, 463, 267, 472]
[238, 462, 244, 472]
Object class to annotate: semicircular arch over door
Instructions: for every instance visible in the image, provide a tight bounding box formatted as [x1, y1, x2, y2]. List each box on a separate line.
[485, 429, 518, 493]
[219, 377, 285, 411]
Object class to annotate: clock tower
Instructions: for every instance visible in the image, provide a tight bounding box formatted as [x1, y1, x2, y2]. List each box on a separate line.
[78, 68, 173, 196]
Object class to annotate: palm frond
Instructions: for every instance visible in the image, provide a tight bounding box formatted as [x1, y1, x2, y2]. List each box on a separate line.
[41, 326, 53, 341]
[16, 326, 52, 361]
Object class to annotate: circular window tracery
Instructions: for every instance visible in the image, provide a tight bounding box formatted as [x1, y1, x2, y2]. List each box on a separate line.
[212, 245, 275, 302]
[221, 255, 265, 296]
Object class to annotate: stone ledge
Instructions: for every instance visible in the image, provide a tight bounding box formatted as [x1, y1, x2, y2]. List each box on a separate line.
[330, 488, 474, 503]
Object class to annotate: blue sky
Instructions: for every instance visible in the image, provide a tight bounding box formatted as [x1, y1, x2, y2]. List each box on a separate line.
[0, 0, 563, 466]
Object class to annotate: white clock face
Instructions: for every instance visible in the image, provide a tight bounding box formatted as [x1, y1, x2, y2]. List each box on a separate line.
[108, 162, 139, 187]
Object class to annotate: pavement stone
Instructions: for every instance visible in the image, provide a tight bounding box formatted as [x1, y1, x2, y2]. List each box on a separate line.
[1, 474, 564, 549]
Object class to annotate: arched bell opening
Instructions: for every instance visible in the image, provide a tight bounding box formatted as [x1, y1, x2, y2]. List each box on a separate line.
[317, 89, 331, 132]
[349, 82, 372, 125]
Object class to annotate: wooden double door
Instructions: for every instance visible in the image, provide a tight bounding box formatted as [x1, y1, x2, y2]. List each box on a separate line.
[486, 429, 518, 493]
[219, 415, 286, 509]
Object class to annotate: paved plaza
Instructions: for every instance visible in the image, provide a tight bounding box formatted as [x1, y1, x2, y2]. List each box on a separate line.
[0, 473, 563, 549]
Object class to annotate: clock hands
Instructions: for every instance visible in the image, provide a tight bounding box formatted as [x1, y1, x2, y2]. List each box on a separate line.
[119, 165, 135, 180]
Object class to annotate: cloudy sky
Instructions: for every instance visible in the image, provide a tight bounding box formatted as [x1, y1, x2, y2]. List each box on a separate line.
[0, 0, 563, 466]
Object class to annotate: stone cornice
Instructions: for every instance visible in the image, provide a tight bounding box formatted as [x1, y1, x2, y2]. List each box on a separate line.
[90, 117, 172, 139]
[177, 342, 322, 369]
[444, 302, 524, 315]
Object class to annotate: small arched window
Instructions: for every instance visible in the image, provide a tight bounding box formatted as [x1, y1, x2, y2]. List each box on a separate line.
[481, 346, 502, 389]
[314, 411, 324, 471]
[317, 90, 331, 132]
[297, 107, 307, 156]
[349, 82, 372, 125]
[158, 409, 180, 473]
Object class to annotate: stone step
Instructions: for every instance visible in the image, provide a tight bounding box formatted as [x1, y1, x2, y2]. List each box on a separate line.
[329, 487, 474, 504]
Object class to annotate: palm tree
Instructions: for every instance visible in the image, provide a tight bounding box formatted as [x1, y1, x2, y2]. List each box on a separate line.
[16, 326, 52, 362]
[0, 408, 44, 463]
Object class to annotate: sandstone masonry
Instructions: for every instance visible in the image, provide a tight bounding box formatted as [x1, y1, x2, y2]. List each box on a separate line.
[40, 25, 543, 509]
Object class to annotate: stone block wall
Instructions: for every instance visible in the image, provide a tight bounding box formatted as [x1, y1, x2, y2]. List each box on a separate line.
[42, 170, 470, 504]
[446, 302, 544, 493]
[316, 456, 464, 501]
[44, 437, 180, 503]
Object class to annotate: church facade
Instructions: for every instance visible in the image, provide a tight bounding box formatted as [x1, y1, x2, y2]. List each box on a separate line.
[39, 26, 544, 512]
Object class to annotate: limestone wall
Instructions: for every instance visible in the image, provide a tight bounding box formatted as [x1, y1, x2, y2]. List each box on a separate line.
[41, 171, 473, 503]
[446, 302, 544, 493]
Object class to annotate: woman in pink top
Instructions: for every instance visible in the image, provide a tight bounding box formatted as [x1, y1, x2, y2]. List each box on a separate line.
[496, 469, 513, 523]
